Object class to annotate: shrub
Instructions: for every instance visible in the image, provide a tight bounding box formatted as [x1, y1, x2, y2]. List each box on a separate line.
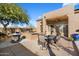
[68, 36, 74, 41]
[21, 36, 26, 39]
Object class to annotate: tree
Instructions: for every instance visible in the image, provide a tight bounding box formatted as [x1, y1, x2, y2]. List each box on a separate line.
[0, 3, 29, 33]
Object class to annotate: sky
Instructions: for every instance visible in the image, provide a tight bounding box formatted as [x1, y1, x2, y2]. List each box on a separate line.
[18, 3, 63, 27]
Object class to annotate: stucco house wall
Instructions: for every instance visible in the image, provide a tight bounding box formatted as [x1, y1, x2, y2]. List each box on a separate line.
[69, 13, 79, 34]
[36, 4, 79, 37]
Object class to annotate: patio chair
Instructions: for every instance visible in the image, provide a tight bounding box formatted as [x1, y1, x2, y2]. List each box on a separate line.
[38, 35, 47, 50]
[46, 35, 60, 50]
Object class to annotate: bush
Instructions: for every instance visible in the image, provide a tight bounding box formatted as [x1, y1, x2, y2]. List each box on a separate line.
[68, 36, 74, 41]
[21, 36, 26, 39]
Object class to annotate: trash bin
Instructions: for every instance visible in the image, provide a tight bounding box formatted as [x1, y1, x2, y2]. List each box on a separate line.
[71, 34, 79, 41]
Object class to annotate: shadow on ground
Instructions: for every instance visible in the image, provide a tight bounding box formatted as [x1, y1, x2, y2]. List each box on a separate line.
[58, 42, 79, 56]
[47, 45, 55, 56]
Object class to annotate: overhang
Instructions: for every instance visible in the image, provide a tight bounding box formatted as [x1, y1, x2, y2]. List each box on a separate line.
[43, 4, 74, 22]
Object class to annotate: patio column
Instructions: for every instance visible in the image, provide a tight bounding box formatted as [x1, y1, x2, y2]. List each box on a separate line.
[67, 4, 75, 37]
[42, 16, 47, 35]
[46, 25, 50, 35]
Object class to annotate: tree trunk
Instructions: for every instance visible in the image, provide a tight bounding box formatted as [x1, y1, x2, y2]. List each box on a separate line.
[0, 20, 9, 33]
[4, 25, 7, 33]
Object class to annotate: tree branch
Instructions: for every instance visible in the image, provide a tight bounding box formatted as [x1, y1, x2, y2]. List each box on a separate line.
[0, 19, 9, 28]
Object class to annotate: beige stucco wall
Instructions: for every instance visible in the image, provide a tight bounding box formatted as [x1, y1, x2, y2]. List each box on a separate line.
[21, 31, 38, 40]
[44, 4, 74, 20]
[36, 20, 41, 33]
[69, 13, 79, 34]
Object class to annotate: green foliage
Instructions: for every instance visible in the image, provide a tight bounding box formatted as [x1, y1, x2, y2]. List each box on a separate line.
[68, 36, 74, 41]
[0, 3, 29, 27]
